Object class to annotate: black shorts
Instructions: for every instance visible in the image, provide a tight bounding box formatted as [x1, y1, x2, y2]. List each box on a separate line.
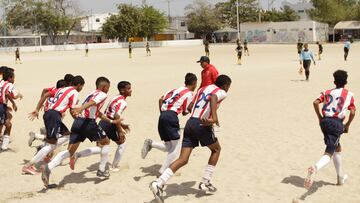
[0, 104, 7, 125]
[182, 118, 217, 148]
[303, 60, 311, 70]
[158, 111, 180, 141]
[85, 49, 89, 53]
[69, 118, 106, 144]
[99, 120, 119, 142]
[237, 52, 242, 58]
[43, 110, 68, 140]
[320, 117, 344, 154]
[319, 50, 323, 54]
[344, 47, 349, 53]
[205, 48, 209, 53]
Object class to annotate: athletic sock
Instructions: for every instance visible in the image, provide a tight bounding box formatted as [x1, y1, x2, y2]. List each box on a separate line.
[159, 140, 180, 173]
[48, 150, 70, 171]
[1, 135, 10, 150]
[76, 146, 101, 158]
[56, 136, 69, 146]
[333, 152, 343, 177]
[34, 133, 45, 140]
[28, 144, 56, 166]
[112, 143, 125, 168]
[99, 145, 110, 172]
[202, 164, 215, 184]
[151, 141, 167, 152]
[315, 154, 331, 171]
[157, 168, 174, 188]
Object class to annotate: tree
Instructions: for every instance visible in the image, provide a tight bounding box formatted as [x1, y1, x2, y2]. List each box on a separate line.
[185, 0, 221, 37]
[138, 5, 168, 39]
[262, 6, 299, 22]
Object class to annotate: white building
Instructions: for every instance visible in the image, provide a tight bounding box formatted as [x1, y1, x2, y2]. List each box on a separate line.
[169, 16, 194, 40]
[81, 13, 114, 32]
[241, 21, 328, 43]
[282, 0, 313, 21]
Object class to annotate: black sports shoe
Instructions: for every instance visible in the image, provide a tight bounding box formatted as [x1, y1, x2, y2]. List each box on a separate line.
[198, 182, 217, 193]
[96, 169, 110, 178]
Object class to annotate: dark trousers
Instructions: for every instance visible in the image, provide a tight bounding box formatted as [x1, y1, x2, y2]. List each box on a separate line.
[344, 47, 349, 61]
[302, 60, 311, 80]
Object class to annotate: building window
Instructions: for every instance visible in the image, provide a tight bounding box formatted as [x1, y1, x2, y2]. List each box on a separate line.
[298, 10, 305, 13]
[96, 18, 100, 22]
[180, 21, 186, 27]
[309, 28, 313, 31]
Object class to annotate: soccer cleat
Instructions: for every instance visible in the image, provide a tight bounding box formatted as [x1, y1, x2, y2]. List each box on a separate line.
[141, 139, 152, 159]
[198, 182, 217, 193]
[28, 132, 36, 147]
[22, 165, 38, 175]
[149, 181, 164, 203]
[41, 165, 51, 188]
[96, 169, 110, 178]
[337, 174, 348, 186]
[304, 166, 316, 189]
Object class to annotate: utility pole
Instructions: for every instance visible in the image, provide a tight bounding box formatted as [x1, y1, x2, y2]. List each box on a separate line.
[236, 0, 240, 40]
[258, 0, 261, 23]
[167, 0, 171, 23]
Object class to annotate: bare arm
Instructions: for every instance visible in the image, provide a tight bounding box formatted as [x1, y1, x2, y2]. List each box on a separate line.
[344, 109, 356, 133]
[73, 100, 97, 117]
[158, 96, 164, 113]
[313, 99, 323, 123]
[28, 92, 52, 120]
[6, 93, 17, 112]
[201, 94, 218, 126]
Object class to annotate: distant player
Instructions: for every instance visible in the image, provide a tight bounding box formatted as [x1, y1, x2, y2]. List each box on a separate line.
[235, 44, 243, 65]
[244, 40, 249, 56]
[129, 42, 132, 58]
[300, 43, 316, 81]
[304, 70, 356, 189]
[141, 73, 197, 174]
[15, 48, 22, 64]
[74, 81, 132, 172]
[85, 42, 89, 57]
[146, 42, 151, 56]
[344, 39, 351, 61]
[0, 68, 23, 150]
[197, 56, 219, 88]
[316, 41, 323, 60]
[149, 75, 232, 202]
[204, 40, 210, 57]
[297, 39, 303, 56]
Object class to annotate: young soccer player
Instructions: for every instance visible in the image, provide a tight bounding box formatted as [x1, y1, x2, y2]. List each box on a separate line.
[146, 42, 151, 56]
[304, 70, 356, 189]
[85, 42, 89, 57]
[40, 77, 120, 187]
[129, 42, 132, 58]
[204, 40, 210, 57]
[297, 39, 303, 56]
[344, 39, 351, 61]
[316, 41, 323, 60]
[141, 73, 197, 174]
[149, 75, 231, 202]
[235, 44, 243, 65]
[15, 48, 22, 64]
[244, 40, 249, 56]
[74, 81, 131, 172]
[0, 68, 23, 150]
[300, 43, 316, 81]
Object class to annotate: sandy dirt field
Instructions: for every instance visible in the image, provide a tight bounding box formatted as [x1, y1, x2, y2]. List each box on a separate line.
[0, 43, 359, 203]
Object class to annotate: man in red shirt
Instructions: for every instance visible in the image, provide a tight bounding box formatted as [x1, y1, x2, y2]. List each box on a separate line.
[197, 56, 219, 88]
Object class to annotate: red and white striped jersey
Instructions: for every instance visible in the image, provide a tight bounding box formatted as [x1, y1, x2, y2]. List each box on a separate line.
[48, 86, 79, 113]
[104, 95, 127, 119]
[317, 88, 356, 120]
[80, 90, 107, 119]
[161, 87, 194, 114]
[44, 87, 56, 112]
[191, 84, 227, 119]
[0, 80, 19, 104]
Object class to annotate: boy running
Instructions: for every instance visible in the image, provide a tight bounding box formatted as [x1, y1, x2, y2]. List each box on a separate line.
[15, 48, 22, 64]
[141, 73, 197, 174]
[244, 40, 249, 56]
[85, 42, 89, 57]
[316, 41, 323, 60]
[129, 42, 132, 58]
[149, 75, 231, 202]
[204, 40, 210, 57]
[297, 39, 303, 56]
[235, 44, 243, 65]
[146, 42, 151, 56]
[344, 39, 351, 61]
[300, 43, 316, 81]
[304, 70, 356, 189]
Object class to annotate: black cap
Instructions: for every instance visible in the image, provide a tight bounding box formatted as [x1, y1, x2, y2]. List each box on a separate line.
[196, 56, 210, 63]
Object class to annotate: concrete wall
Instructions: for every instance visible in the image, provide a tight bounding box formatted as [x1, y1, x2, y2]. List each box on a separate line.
[240, 21, 328, 43]
[0, 39, 203, 53]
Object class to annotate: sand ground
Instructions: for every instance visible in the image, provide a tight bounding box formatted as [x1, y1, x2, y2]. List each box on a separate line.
[0, 43, 359, 203]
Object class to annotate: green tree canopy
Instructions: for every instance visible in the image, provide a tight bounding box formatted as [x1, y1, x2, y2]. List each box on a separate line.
[138, 5, 168, 39]
[262, 5, 299, 22]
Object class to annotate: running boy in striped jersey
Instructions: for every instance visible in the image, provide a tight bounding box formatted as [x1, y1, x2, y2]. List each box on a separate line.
[0, 68, 23, 150]
[149, 75, 231, 202]
[141, 73, 197, 174]
[74, 81, 131, 172]
[304, 70, 356, 189]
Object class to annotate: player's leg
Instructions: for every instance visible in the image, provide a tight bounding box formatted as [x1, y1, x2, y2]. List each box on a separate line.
[333, 145, 347, 185]
[97, 137, 111, 177]
[0, 105, 10, 150]
[159, 139, 181, 174]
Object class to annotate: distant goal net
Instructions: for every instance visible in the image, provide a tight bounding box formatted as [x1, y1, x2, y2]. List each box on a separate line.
[0, 35, 42, 52]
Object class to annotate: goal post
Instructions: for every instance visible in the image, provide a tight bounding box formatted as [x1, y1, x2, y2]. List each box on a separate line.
[0, 35, 42, 52]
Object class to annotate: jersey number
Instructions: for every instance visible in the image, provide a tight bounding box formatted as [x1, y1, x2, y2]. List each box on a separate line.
[163, 91, 180, 105]
[323, 95, 345, 113]
[49, 92, 63, 104]
[194, 93, 211, 109]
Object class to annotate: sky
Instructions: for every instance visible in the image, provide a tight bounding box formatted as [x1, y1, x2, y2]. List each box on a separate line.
[75, 0, 300, 16]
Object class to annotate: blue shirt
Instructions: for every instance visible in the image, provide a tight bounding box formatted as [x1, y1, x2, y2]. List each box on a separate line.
[344, 41, 351, 49]
[300, 50, 314, 61]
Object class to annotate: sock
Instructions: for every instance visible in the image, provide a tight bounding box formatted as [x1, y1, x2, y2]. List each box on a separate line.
[99, 145, 110, 172]
[1, 135, 10, 150]
[152, 141, 167, 152]
[202, 164, 215, 184]
[48, 150, 70, 171]
[315, 154, 331, 172]
[157, 168, 174, 188]
[56, 136, 69, 146]
[159, 140, 180, 173]
[112, 143, 125, 168]
[34, 133, 45, 140]
[76, 146, 101, 158]
[28, 144, 56, 165]
[333, 152, 343, 177]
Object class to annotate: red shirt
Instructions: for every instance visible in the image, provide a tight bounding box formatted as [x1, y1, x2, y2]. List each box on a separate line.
[200, 64, 219, 88]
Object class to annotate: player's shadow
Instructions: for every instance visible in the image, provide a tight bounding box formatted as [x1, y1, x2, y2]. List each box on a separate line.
[281, 175, 335, 200]
[133, 164, 161, 181]
[290, 79, 307, 82]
